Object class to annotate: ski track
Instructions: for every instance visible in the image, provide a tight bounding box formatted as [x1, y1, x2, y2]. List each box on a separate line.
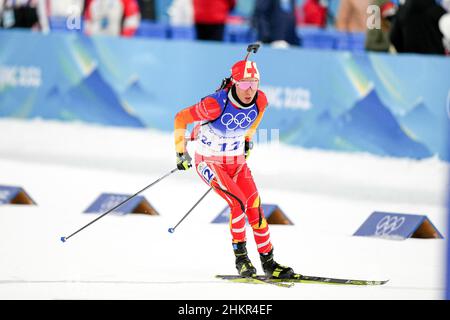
[0, 119, 448, 300]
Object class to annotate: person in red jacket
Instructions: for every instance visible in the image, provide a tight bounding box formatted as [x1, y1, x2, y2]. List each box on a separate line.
[174, 57, 296, 279]
[84, 0, 141, 37]
[193, 0, 235, 41]
[302, 0, 327, 28]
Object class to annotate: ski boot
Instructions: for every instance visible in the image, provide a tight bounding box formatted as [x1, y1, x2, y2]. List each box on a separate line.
[260, 248, 295, 279]
[233, 242, 257, 277]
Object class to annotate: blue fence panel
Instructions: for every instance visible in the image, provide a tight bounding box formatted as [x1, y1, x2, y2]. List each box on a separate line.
[447, 120, 450, 299]
[298, 27, 336, 49]
[169, 25, 196, 40]
[0, 30, 449, 161]
[49, 16, 84, 33]
[135, 20, 168, 38]
[224, 24, 256, 43]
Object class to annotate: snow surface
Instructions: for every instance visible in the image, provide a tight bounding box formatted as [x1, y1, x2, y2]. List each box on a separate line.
[0, 118, 448, 300]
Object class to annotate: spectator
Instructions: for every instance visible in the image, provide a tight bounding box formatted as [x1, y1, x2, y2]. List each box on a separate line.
[335, 0, 370, 32]
[442, 0, 450, 12]
[46, 0, 84, 31]
[253, 0, 300, 48]
[301, 0, 328, 28]
[47, 0, 85, 17]
[365, 0, 397, 52]
[84, 0, 141, 37]
[168, 0, 193, 26]
[440, 13, 450, 54]
[193, 0, 235, 41]
[390, 0, 446, 55]
[439, 0, 450, 54]
[0, 0, 49, 32]
[138, 0, 155, 20]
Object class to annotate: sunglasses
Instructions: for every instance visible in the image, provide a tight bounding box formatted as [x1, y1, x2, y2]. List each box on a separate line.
[236, 80, 259, 90]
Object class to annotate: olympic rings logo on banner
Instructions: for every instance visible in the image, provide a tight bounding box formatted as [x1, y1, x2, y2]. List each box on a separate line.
[220, 110, 258, 130]
[375, 215, 405, 236]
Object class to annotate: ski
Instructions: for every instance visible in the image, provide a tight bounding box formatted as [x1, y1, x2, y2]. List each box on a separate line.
[216, 274, 388, 286]
[215, 275, 294, 288]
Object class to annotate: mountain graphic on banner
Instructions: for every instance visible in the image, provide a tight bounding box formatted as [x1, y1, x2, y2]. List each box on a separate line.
[299, 110, 338, 150]
[120, 75, 174, 129]
[60, 69, 145, 127]
[336, 89, 431, 158]
[399, 102, 443, 153]
[301, 90, 432, 159]
[46, 86, 61, 99]
[122, 76, 155, 108]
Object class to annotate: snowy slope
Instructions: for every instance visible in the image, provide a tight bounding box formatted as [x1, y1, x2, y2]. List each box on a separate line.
[0, 119, 448, 299]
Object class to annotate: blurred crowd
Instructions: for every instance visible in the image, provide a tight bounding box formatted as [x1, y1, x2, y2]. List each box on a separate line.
[0, 0, 449, 55]
[0, 0, 146, 36]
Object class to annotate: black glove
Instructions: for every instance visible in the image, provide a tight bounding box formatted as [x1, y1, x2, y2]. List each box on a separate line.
[176, 152, 192, 170]
[245, 140, 253, 160]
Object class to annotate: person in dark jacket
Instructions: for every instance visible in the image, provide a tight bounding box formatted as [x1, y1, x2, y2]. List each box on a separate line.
[390, 0, 446, 54]
[252, 0, 300, 47]
[138, 0, 155, 20]
[0, 0, 48, 31]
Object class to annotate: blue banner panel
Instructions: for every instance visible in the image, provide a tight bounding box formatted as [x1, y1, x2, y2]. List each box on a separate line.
[354, 211, 443, 240]
[1, 30, 449, 161]
[447, 181, 450, 299]
[446, 119, 450, 300]
[84, 193, 148, 215]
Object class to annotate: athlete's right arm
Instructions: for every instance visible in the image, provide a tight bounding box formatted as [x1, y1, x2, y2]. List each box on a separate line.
[174, 97, 222, 154]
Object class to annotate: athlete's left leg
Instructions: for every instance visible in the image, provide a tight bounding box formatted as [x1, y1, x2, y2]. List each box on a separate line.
[234, 163, 273, 254]
[234, 162, 295, 279]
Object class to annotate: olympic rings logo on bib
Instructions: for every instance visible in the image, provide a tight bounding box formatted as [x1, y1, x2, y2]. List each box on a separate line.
[220, 110, 258, 130]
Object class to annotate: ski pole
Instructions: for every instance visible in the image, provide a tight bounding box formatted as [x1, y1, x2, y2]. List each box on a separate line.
[168, 187, 213, 234]
[61, 167, 179, 243]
